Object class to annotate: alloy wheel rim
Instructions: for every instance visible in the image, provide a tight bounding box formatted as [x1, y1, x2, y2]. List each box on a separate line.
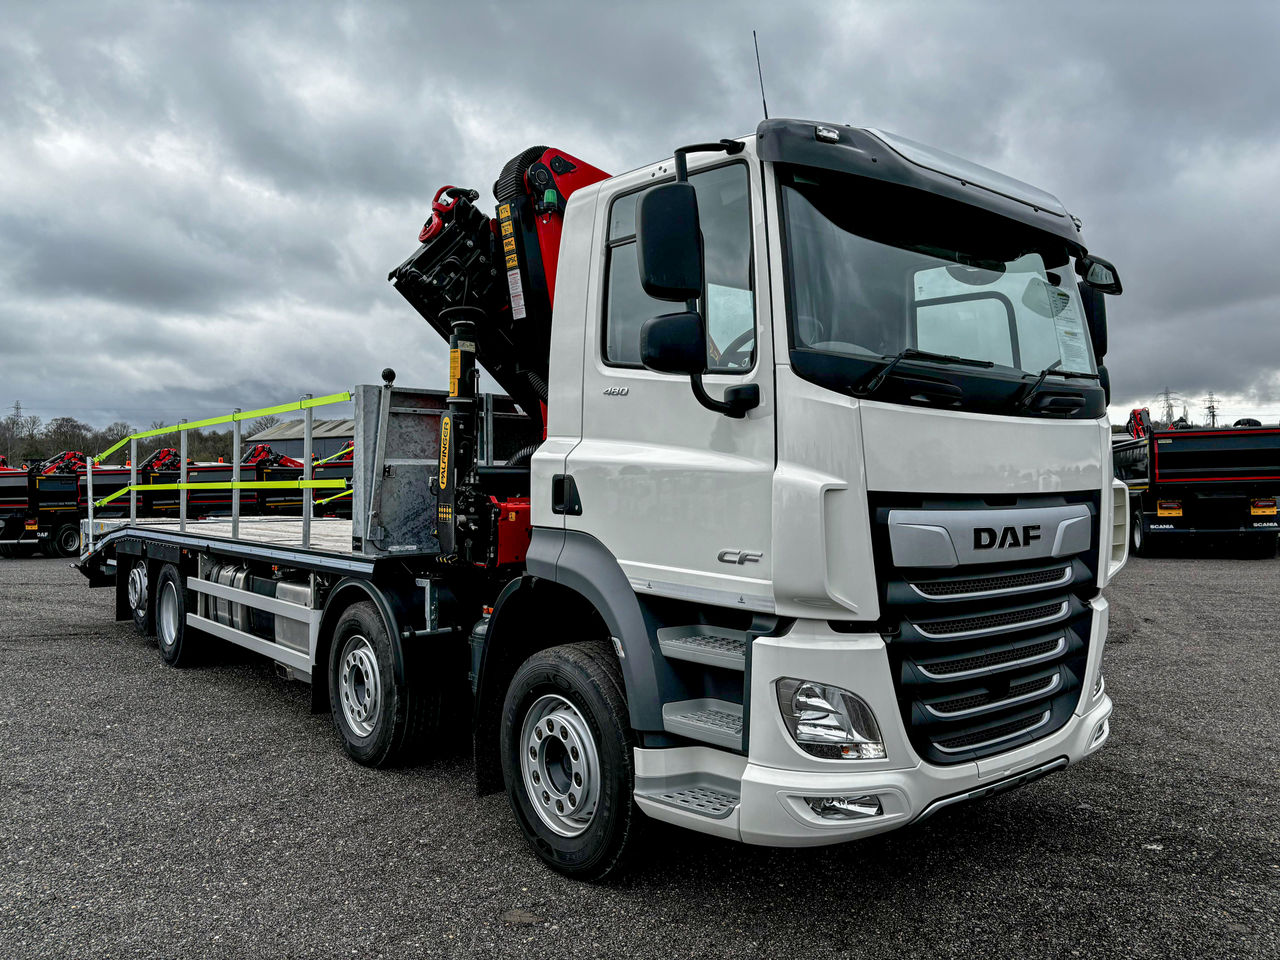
[519, 694, 601, 838]
[338, 635, 381, 738]
[127, 563, 147, 612]
[157, 581, 179, 649]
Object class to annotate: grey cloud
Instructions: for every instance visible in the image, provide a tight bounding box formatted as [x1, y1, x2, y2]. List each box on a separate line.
[1, 0, 1279, 430]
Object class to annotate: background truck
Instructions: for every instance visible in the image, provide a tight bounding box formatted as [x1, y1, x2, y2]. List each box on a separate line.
[77, 119, 1128, 879]
[1114, 407, 1280, 556]
[0, 441, 355, 559]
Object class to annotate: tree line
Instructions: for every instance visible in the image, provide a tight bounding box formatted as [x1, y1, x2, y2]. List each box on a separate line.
[1, 407, 283, 467]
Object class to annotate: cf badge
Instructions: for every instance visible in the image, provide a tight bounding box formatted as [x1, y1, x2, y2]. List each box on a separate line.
[718, 549, 763, 565]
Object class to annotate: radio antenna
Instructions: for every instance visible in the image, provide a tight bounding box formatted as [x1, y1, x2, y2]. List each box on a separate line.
[753, 30, 769, 120]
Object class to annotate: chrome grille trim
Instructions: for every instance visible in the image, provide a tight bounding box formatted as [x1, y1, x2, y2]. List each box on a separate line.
[917, 636, 1067, 681]
[924, 673, 1062, 719]
[908, 564, 1072, 601]
[915, 600, 1070, 640]
[934, 710, 1052, 754]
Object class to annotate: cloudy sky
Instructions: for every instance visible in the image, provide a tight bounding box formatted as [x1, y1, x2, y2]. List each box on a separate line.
[2, 1, 1278, 431]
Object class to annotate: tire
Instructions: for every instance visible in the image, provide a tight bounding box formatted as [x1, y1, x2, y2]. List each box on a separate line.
[155, 563, 198, 666]
[50, 522, 80, 558]
[1130, 506, 1148, 557]
[127, 559, 154, 635]
[327, 600, 438, 768]
[0, 544, 14, 558]
[501, 642, 641, 880]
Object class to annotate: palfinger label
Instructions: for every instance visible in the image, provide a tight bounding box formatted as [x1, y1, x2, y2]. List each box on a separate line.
[439, 416, 451, 489]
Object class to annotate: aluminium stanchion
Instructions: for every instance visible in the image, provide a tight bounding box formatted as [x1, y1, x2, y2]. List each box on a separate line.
[302, 395, 313, 549]
[179, 419, 188, 533]
[231, 408, 241, 539]
[129, 438, 137, 524]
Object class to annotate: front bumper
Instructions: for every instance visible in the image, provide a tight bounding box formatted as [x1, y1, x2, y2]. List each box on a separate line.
[635, 601, 1113, 846]
[735, 688, 1110, 846]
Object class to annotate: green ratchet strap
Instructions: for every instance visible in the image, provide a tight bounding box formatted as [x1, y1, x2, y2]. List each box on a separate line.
[314, 486, 354, 506]
[93, 478, 347, 509]
[313, 443, 356, 467]
[93, 391, 353, 463]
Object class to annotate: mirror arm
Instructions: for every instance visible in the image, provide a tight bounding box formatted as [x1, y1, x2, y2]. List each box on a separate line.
[689, 374, 759, 419]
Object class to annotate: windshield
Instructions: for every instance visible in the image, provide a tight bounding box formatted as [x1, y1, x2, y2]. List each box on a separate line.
[779, 166, 1095, 379]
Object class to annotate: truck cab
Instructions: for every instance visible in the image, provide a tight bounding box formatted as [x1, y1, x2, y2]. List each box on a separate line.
[512, 119, 1127, 848]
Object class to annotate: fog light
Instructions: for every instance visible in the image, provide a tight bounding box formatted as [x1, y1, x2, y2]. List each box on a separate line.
[805, 794, 883, 821]
[1091, 717, 1109, 746]
[776, 678, 886, 760]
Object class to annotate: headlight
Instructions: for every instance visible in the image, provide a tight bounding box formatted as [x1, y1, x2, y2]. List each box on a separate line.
[775, 678, 886, 760]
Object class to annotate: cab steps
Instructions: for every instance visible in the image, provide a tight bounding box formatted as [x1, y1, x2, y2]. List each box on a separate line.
[635, 781, 740, 820]
[657, 626, 747, 671]
[662, 698, 743, 749]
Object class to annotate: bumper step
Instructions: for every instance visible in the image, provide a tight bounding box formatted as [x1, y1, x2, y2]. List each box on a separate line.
[662, 698, 743, 749]
[635, 782, 740, 820]
[657, 627, 747, 671]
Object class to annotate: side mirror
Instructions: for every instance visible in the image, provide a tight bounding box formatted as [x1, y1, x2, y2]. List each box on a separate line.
[1097, 363, 1111, 405]
[1078, 280, 1108, 360]
[636, 182, 704, 302]
[641, 312, 705, 375]
[1076, 255, 1122, 295]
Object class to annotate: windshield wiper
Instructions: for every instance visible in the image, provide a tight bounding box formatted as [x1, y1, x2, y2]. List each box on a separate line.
[1017, 360, 1101, 411]
[855, 348, 994, 398]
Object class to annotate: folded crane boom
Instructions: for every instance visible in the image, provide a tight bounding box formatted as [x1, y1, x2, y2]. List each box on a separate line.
[388, 147, 609, 426]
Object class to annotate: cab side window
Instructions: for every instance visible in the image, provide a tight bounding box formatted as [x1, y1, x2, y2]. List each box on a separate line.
[604, 164, 754, 371]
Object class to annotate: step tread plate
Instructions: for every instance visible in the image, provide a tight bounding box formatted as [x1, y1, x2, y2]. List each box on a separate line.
[640, 784, 740, 820]
[662, 698, 743, 749]
[658, 631, 747, 670]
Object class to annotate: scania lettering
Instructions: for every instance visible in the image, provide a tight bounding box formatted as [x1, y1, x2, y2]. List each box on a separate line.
[77, 120, 1128, 879]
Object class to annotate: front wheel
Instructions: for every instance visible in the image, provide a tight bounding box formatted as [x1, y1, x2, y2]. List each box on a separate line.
[501, 642, 641, 880]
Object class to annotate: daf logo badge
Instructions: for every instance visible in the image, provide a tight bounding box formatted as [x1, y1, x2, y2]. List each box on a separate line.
[718, 549, 763, 565]
[973, 525, 1042, 550]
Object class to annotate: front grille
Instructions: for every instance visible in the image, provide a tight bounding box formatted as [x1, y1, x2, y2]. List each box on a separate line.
[935, 711, 1049, 752]
[870, 491, 1100, 766]
[911, 565, 1070, 598]
[927, 673, 1058, 716]
[918, 636, 1064, 678]
[915, 600, 1067, 638]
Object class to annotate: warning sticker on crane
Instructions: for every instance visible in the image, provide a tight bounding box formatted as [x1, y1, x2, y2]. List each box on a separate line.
[498, 204, 511, 219]
[506, 268, 527, 319]
[502, 236, 516, 254]
[501, 221, 514, 236]
[439, 416, 451, 488]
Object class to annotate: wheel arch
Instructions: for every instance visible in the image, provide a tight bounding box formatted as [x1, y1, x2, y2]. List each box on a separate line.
[312, 577, 405, 713]
[471, 529, 670, 793]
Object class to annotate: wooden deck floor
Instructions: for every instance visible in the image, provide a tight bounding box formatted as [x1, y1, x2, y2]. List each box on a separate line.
[88, 517, 355, 555]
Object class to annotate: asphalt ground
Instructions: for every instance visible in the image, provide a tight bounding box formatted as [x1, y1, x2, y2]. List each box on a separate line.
[0, 552, 1276, 959]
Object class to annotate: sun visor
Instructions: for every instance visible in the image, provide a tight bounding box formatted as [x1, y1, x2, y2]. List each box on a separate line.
[755, 119, 1083, 248]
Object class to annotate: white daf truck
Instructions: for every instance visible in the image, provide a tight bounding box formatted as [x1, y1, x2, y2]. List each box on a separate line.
[79, 118, 1129, 879]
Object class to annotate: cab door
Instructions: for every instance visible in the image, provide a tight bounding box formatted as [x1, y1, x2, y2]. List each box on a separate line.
[564, 151, 776, 613]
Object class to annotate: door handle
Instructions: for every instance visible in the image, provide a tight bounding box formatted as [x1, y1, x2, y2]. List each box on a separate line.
[551, 474, 582, 516]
